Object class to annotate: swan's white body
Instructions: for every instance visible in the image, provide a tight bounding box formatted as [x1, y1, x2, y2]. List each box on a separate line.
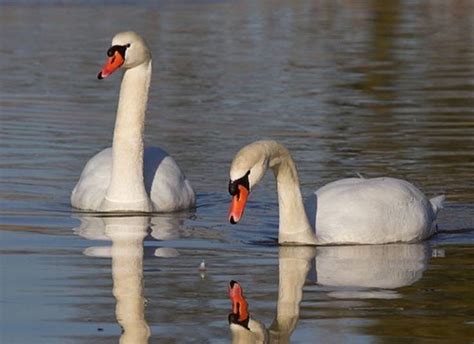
[72, 147, 195, 212]
[71, 32, 195, 212]
[229, 140, 444, 245]
[306, 177, 444, 245]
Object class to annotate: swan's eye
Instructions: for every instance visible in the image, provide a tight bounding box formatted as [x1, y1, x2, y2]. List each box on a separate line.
[107, 45, 128, 59]
[228, 171, 250, 196]
[228, 180, 238, 196]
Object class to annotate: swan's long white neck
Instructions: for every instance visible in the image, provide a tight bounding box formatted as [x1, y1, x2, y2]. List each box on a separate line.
[104, 61, 152, 211]
[266, 142, 317, 245]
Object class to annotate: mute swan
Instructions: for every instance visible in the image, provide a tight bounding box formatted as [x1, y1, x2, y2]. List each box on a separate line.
[228, 140, 445, 245]
[71, 31, 195, 212]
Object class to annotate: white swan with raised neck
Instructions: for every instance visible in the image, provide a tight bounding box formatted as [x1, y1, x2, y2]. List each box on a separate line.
[71, 31, 195, 212]
[228, 140, 444, 245]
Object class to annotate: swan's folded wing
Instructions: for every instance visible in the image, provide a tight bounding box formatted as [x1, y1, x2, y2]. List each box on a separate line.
[71, 148, 112, 210]
[144, 147, 196, 212]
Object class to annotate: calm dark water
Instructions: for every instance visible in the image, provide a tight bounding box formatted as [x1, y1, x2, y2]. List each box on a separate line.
[1, 1, 473, 343]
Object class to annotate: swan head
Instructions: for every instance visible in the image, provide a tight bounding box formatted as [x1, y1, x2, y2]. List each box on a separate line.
[98, 31, 151, 79]
[228, 141, 273, 224]
[228, 280, 267, 344]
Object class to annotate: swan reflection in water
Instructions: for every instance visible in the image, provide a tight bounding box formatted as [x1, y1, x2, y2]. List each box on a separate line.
[313, 243, 430, 299]
[74, 215, 184, 343]
[229, 247, 316, 343]
[228, 243, 431, 343]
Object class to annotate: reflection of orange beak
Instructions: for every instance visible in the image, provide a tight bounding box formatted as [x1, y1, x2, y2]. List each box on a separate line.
[97, 51, 124, 79]
[228, 281, 248, 322]
[229, 185, 249, 224]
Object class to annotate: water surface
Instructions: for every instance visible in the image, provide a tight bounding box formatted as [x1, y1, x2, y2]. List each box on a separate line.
[1, 1, 473, 343]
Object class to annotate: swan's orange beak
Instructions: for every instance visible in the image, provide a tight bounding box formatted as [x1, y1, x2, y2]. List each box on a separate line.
[228, 280, 248, 322]
[229, 185, 249, 224]
[97, 51, 124, 79]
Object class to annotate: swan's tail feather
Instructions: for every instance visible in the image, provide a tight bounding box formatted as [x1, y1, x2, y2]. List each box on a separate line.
[430, 195, 445, 215]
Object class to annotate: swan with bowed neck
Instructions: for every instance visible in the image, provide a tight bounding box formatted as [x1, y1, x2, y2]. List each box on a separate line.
[71, 32, 195, 212]
[228, 140, 444, 245]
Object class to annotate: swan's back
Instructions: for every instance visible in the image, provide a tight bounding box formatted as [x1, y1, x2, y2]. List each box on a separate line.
[308, 177, 442, 244]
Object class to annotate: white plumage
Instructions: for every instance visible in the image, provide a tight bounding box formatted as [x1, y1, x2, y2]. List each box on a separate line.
[229, 140, 444, 245]
[71, 31, 195, 212]
[72, 147, 195, 212]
